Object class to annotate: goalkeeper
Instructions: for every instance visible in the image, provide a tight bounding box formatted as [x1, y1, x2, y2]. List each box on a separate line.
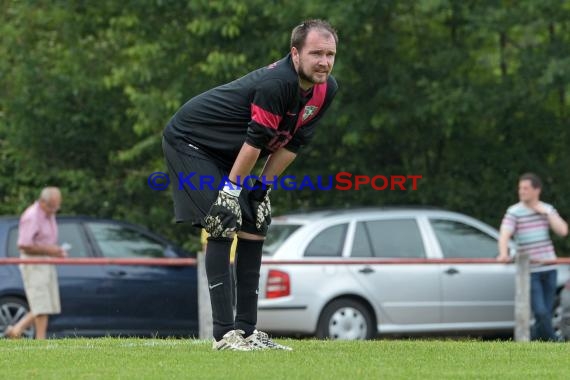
[162, 19, 338, 351]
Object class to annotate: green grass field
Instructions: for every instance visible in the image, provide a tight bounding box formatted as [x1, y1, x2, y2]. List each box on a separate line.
[1, 338, 569, 379]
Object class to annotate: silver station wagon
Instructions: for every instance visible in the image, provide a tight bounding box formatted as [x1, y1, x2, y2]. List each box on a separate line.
[257, 208, 570, 340]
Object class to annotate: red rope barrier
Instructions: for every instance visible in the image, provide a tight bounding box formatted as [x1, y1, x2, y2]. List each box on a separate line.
[260, 258, 570, 265]
[0, 257, 568, 266]
[0, 257, 196, 266]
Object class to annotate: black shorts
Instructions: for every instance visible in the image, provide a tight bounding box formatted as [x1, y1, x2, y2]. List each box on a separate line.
[162, 138, 263, 236]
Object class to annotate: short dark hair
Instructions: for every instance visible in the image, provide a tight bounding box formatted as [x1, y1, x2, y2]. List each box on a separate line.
[519, 172, 543, 189]
[290, 19, 338, 51]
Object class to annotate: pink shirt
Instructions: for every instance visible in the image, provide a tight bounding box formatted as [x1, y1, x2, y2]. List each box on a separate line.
[17, 201, 58, 251]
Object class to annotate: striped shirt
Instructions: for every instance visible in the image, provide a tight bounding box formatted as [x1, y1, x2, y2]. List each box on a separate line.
[500, 201, 557, 271]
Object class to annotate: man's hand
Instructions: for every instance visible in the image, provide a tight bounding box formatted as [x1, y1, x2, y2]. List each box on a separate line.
[204, 184, 242, 238]
[249, 180, 271, 234]
[496, 253, 512, 263]
[531, 202, 554, 216]
[47, 245, 67, 258]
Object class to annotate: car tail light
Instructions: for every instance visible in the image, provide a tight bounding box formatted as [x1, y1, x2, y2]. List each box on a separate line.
[265, 269, 290, 298]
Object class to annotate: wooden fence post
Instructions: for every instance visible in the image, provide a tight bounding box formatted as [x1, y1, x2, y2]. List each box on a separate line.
[514, 251, 530, 342]
[198, 250, 213, 340]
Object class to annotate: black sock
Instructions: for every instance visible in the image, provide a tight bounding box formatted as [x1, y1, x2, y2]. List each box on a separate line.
[205, 237, 234, 341]
[234, 238, 263, 337]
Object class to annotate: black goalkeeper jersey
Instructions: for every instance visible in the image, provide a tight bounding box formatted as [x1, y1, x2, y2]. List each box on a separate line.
[163, 53, 338, 170]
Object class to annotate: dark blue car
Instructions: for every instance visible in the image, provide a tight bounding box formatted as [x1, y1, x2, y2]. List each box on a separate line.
[0, 216, 198, 338]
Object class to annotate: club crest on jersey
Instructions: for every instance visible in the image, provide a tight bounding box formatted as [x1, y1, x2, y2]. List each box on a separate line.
[302, 106, 318, 121]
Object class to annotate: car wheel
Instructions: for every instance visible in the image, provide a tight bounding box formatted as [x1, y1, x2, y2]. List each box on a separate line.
[316, 299, 374, 340]
[0, 297, 35, 338]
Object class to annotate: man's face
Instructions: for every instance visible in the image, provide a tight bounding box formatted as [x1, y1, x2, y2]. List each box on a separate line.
[518, 179, 540, 203]
[292, 29, 336, 87]
[40, 195, 61, 216]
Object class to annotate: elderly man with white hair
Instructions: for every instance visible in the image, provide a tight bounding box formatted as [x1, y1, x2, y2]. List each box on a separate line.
[5, 187, 68, 339]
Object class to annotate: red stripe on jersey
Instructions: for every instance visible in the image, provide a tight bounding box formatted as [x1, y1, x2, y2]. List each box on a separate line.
[296, 83, 327, 129]
[251, 103, 282, 130]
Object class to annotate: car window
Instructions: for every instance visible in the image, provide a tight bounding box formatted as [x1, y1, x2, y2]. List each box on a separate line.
[87, 222, 166, 258]
[263, 224, 302, 256]
[58, 222, 90, 257]
[304, 224, 347, 257]
[7, 227, 19, 258]
[363, 219, 426, 258]
[351, 222, 373, 257]
[6, 222, 89, 258]
[430, 219, 498, 259]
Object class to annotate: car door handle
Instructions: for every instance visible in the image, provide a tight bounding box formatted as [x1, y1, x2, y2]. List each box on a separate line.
[358, 267, 375, 274]
[444, 267, 459, 275]
[108, 270, 127, 277]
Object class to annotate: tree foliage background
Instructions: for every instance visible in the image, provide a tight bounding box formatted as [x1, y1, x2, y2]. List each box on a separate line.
[1, 0, 569, 253]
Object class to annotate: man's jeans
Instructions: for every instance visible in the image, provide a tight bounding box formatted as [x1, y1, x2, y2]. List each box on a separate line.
[530, 269, 558, 341]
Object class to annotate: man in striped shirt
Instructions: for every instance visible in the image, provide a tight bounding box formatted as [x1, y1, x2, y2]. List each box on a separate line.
[498, 173, 568, 341]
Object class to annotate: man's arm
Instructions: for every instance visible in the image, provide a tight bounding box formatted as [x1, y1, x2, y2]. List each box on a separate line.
[229, 143, 262, 184]
[546, 212, 568, 237]
[533, 203, 569, 237]
[241, 147, 296, 236]
[19, 244, 65, 257]
[547, 213, 568, 237]
[497, 228, 513, 262]
[260, 147, 297, 179]
[229, 144, 297, 184]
